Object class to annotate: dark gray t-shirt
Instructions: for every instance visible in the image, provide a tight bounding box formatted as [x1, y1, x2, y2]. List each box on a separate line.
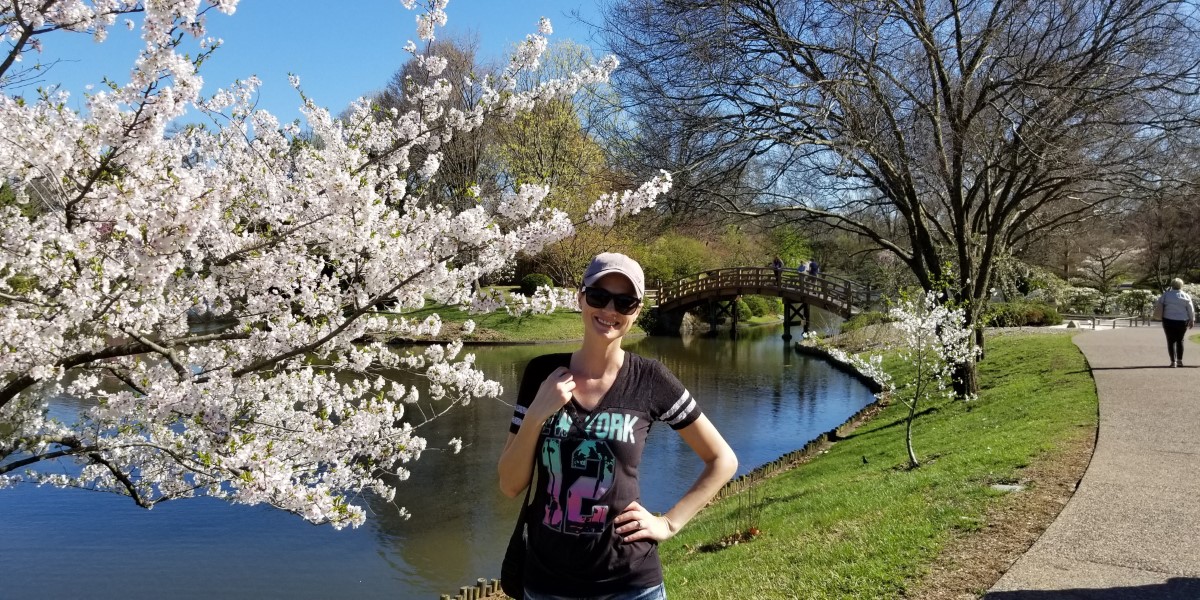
[510, 352, 702, 595]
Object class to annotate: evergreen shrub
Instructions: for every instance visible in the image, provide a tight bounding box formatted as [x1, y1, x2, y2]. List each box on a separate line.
[734, 298, 752, 320]
[742, 295, 773, 317]
[984, 301, 1063, 327]
[520, 273, 553, 296]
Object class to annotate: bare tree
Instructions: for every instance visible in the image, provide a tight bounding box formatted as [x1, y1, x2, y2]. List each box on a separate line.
[1074, 234, 1141, 300]
[1137, 194, 1200, 287]
[602, 0, 1200, 391]
[374, 34, 498, 211]
[1128, 135, 1200, 287]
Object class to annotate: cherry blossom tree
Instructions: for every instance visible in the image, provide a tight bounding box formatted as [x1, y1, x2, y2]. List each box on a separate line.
[889, 292, 977, 469]
[0, 0, 670, 528]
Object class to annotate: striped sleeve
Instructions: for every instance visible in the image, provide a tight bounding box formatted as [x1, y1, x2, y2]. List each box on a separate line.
[661, 389, 700, 429]
[651, 360, 702, 430]
[510, 403, 528, 433]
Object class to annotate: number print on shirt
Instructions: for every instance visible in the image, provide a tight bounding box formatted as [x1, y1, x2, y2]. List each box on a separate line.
[565, 441, 615, 535]
[540, 437, 616, 536]
[541, 438, 565, 529]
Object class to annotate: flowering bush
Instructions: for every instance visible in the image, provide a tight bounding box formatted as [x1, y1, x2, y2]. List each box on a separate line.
[1115, 289, 1156, 317]
[799, 332, 893, 395]
[1058, 286, 1104, 314]
[888, 292, 978, 468]
[1183, 284, 1200, 311]
[0, 1, 668, 527]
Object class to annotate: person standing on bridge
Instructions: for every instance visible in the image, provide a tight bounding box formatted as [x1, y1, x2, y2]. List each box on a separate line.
[808, 259, 820, 277]
[1155, 278, 1195, 367]
[498, 252, 738, 600]
[770, 255, 784, 285]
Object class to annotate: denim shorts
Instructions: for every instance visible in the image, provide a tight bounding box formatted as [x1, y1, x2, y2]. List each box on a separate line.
[523, 582, 667, 600]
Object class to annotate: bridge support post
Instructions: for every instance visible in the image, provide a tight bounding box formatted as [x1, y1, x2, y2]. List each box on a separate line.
[783, 300, 805, 340]
[730, 297, 739, 339]
[707, 299, 739, 337]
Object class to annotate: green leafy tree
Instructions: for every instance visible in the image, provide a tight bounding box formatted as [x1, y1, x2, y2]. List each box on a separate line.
[493, 42, 628, 286]
[767, 224, 811, 269]
[635, 233, 713, 285]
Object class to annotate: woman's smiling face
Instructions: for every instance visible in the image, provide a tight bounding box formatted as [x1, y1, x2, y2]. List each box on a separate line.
[580, 273, 641, 340]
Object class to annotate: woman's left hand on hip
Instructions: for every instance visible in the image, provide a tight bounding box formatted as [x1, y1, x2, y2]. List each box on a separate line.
[615, 501, 674, 543]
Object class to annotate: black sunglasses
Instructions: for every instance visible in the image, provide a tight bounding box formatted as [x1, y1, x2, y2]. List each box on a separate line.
[582, 287, 642, 315]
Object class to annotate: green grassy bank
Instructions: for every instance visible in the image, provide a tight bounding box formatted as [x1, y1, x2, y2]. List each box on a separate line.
[374, 303, 781, 343]
[659, 333, 1097, 599]
[382, 304, 613, 343]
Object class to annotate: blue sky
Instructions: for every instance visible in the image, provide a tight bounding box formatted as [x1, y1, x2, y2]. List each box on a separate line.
[20, 0, 604, 124]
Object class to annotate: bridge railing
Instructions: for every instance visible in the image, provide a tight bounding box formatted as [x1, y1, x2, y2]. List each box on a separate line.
[655, 267, 874, 314]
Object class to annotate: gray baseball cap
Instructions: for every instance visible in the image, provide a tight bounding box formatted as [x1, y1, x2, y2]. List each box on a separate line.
[583, 252, 645, 299]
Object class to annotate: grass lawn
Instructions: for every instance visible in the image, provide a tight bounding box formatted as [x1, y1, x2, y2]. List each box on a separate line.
[742, 314, 784, 326]
[659, 333, 1097, 599]
[378, 303, 646, 343]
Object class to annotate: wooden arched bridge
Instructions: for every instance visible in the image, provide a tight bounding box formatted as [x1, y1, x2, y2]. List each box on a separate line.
[647, 267, 876, 338]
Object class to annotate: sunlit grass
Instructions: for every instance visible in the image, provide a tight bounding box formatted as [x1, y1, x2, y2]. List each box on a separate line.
[661, 333, 1097, 599]
[382, 299, 646, 343]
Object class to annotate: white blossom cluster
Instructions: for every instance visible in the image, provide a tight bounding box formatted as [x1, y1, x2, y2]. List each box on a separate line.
[1183, 284, 1200, 311]
[1, 0, 143, 48]
[503, 286, 582, 317]
[0, 1, 669, 527]
[888, 292, 980, 406]
[587, 171, 673, 227]
[801, 332, 893, 397]
[465, 286, 580, 318]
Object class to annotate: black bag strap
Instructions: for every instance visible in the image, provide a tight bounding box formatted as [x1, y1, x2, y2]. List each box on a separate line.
[518, 461, 536, 527]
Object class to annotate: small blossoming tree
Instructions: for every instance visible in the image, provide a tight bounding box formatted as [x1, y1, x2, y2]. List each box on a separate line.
[0, 0, 669, 528]
[889, 291, 978, 469]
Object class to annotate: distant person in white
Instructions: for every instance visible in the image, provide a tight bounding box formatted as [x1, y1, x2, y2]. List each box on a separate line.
[1155, 278, 1195, 367]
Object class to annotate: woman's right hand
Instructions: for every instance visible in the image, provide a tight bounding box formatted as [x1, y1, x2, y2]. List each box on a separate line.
[525, 366, 575, 426]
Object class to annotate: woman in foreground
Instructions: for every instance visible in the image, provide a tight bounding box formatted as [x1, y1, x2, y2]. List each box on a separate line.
[498, 252, 738, 600]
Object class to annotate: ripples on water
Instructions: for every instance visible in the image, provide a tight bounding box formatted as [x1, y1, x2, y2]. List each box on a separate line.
[0, 322, 875, 599]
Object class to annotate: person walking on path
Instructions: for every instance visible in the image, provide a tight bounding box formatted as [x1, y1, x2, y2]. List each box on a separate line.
[1154, 278, 1195, 367]
[498, 252, 738, 600]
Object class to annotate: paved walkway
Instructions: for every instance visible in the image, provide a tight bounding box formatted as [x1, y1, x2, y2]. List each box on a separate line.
[986, 326, 1200, 599]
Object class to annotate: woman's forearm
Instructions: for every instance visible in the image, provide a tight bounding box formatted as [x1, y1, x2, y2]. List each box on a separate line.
[497, 425, 542, 498]
[663, 450, 738, 534]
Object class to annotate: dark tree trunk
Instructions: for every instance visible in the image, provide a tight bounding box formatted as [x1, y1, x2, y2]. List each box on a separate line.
[952, 360, 978, 397]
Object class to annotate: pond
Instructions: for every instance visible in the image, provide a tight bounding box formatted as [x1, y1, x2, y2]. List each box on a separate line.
[0, 322, 876, 599]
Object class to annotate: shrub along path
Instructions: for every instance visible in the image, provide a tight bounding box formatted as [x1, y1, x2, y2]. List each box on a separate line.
[985, 326, 1200, 599]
